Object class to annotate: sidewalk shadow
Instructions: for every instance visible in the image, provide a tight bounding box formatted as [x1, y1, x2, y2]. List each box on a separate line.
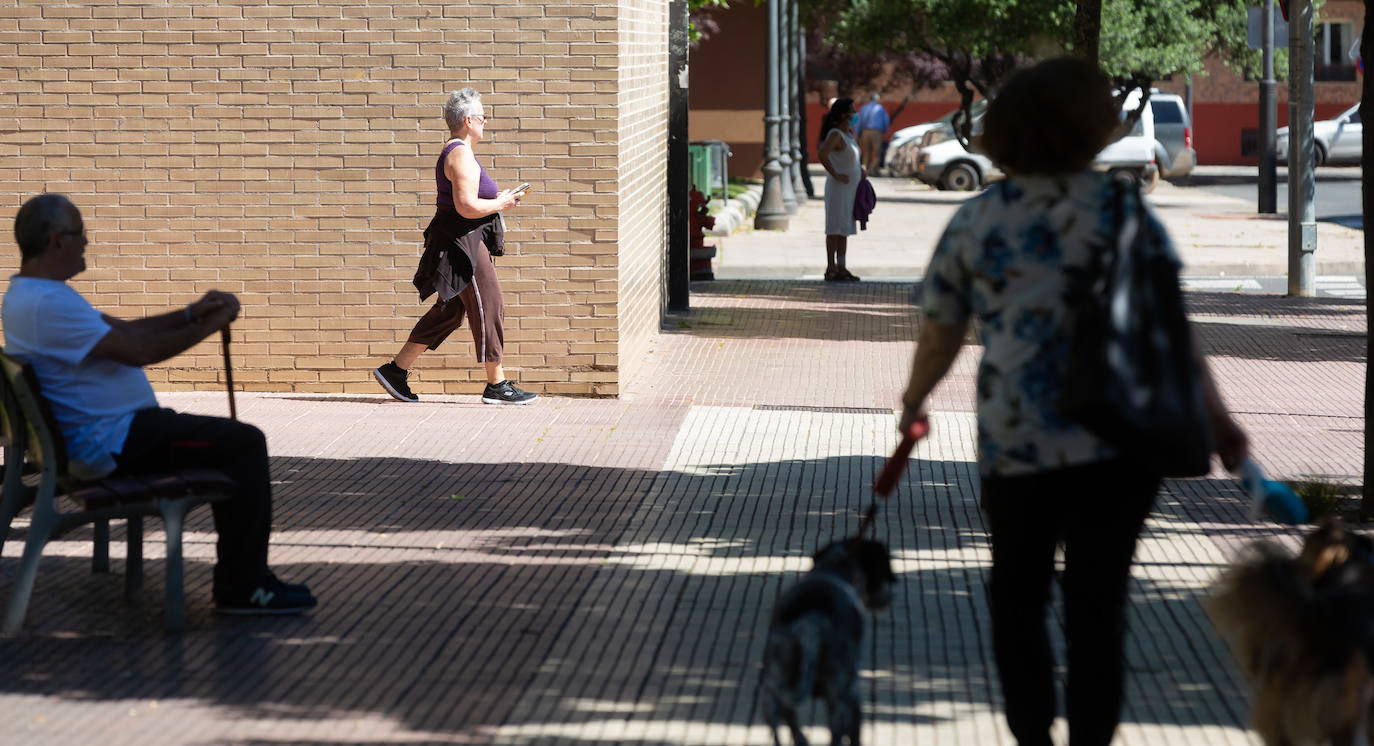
[671, 280, 918, 343]
[1321, 214, 1363, 230]
[1194, 319, 1366, 364]
[0, 454, 1262, 740]
[1185, 290, 1365, 320]
[1183, 290, 1366, 364]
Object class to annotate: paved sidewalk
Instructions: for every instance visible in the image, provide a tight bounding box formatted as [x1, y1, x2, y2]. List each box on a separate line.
[0, 260, 1364, 741]
[715, 174, 1366, 279]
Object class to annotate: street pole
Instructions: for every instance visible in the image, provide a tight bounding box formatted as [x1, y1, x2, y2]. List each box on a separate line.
[797, 27, 815, 198]
[667, 0, 689, 310]
[755, 0, 789, 230]
[776, 0, 798, 214]
[1287, 0, 1316, 295]
[1185, 72, 1194, 127]
[1258, 0, 1278, 214]
[788, 0, 806, 202]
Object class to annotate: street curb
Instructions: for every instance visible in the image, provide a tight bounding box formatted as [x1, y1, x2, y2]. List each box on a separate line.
[714, 264, 1366, 281]
[707, 184, 763, 236]
[1179, 261, 1366, 279]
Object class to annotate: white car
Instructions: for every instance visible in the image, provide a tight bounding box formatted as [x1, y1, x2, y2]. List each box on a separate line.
[1149, 93, 1197, 179]
[1276, 102, 1362, 166]
[915, 89, 1158, 191]
[914, 135, 999, 191]
[883, 100, 988, 177]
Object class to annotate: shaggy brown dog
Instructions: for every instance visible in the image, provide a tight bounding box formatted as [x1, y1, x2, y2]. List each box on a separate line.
[1208, 519, 1374, 745]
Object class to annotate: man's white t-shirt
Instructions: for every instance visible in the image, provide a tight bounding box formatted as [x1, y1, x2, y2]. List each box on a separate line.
[3, 275, 158, 476]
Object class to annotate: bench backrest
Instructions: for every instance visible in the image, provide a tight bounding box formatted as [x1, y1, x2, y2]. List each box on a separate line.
[0, 352, 70, 487]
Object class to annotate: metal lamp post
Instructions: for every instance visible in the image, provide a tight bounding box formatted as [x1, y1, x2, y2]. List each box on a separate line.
[1258, 0, 1278, 214]
[1288, 0, 1316, 295]
[776, 0, 798, 214]
[755, 0, 789, 230]
[788, 0, 806, 201]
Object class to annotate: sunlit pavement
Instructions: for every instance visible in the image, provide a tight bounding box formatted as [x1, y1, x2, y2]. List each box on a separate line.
[1, 231, 1362, 742]
[716, 172, 1365, 279]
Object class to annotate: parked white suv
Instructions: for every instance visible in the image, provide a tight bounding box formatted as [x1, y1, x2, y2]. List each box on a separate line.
[1094, 88, 1160, 187]
[914, 89, 1159, 191]
[1149, 93, 1197, 179]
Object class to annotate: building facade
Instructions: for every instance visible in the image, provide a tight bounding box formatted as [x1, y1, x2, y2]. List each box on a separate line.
[0, 0, 670, 396]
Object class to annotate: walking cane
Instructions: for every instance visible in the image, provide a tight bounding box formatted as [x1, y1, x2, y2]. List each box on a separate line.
[221, 326, 237, 421]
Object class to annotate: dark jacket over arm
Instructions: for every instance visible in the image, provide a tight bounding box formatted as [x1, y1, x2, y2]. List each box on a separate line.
[412, 207, 506, 303]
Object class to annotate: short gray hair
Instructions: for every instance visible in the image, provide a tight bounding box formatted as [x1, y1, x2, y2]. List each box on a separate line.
[14, 193, 76, 262]
[443, 88, 482, 131]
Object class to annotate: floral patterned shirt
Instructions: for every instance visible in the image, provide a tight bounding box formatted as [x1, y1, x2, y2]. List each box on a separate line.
[921, 171, 1178, 477]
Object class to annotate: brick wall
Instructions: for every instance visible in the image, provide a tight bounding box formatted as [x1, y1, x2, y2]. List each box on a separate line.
[615, 0, 668, 391]
[0, 0, 669, 397]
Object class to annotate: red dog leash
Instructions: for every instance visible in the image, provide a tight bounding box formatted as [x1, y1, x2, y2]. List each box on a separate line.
[857, 416, 930, 537]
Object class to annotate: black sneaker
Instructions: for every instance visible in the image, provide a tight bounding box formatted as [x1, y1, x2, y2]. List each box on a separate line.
[481, 380, 538, 405]
[373, 362, 418, 402]
[215, 574, 317, 616]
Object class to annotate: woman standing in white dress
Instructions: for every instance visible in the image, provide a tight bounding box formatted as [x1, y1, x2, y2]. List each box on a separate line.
[817, 97, 863, 281]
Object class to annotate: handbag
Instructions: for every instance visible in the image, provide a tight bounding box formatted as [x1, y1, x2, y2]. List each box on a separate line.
[1058, 181, 1214, 477]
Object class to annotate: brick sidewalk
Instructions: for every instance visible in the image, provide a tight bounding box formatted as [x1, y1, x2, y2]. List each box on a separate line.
[0, 278, 1362, 745]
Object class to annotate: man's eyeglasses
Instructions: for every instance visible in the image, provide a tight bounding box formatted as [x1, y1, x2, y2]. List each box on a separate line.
[467, 113, 488, 124]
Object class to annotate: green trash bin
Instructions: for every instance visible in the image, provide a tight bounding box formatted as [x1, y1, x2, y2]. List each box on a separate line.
[697, 140, 730, 201]
[688, 143, 715, 198]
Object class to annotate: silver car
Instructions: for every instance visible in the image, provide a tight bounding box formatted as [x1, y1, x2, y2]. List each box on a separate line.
[1277, 103, 1363, 166]
[1149, 93, 1197, 179]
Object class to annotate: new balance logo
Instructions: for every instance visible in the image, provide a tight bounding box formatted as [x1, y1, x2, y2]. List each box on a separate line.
[249, 588, 276, 606]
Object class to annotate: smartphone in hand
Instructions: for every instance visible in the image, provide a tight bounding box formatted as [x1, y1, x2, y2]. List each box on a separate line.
[511, 182, 532, 195]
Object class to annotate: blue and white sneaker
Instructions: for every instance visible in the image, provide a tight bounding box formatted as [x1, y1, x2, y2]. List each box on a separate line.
[215, 574, 318, 615]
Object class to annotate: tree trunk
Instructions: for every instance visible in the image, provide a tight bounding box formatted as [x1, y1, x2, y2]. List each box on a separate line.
[888, 93, 912, 129]
[1074, 0, 1102, 65]
[1361, 3, 1373, 517]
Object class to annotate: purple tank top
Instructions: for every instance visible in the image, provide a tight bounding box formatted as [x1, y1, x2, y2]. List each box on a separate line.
[435, 140, 499, 208]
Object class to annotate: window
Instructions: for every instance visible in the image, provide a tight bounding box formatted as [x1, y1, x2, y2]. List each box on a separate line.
[1349, 108, 1361, 124]
[1316, 21, 1358, 82]
[1151, 100, 1185, 124]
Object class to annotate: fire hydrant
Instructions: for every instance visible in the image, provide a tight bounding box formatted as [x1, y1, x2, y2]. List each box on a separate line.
[689, 187, 717, 281]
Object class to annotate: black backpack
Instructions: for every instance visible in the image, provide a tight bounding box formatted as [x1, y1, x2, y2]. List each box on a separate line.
[1058, 181, 1214, 478]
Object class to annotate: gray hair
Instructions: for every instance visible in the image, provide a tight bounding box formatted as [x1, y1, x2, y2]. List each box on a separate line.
[14, 193, 76, 262]
[443, 88, 482, 131]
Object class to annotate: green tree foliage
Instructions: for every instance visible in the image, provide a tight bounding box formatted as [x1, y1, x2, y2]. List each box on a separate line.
[825, 0, 1069, 144]
[1099, 0, 1280, 81]
[820, 0, 1268, 145]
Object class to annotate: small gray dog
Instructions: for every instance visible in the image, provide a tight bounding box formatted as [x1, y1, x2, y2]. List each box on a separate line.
[760, 538, 895, 746]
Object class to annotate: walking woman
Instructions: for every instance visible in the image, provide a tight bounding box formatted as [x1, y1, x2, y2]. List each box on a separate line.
[816, 97, 862, 282]
[372, 88, 537, 405]
[898, 58, 1249, 746]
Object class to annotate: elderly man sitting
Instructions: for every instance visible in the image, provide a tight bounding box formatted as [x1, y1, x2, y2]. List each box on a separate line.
[5, 193, 317, 615]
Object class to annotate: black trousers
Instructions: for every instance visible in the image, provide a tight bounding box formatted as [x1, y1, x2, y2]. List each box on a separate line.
[113, 408, 273, 593]
[982, 459, 1159, 746]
